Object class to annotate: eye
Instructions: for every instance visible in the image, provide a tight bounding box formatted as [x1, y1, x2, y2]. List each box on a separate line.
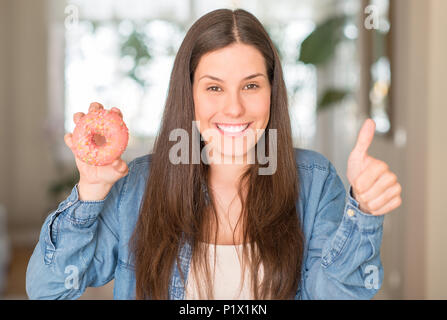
[206, 86, 221, 92]
[206, 83, 259, 92]
[245, 83, 259, 90]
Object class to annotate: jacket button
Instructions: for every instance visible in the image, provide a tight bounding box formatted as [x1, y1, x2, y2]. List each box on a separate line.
[347, 209, 355, 217]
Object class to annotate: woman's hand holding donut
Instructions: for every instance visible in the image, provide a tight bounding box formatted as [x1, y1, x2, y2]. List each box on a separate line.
[64, 102, 129, 201]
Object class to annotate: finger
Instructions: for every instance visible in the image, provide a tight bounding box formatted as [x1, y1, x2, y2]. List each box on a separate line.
[370, 195, 402, 216]
[73, 112, 85, 124]
[356, 171, 398, 203]
[119, 163, 129, 175]
[64, 133, 73, 149]
[364, 182, 402, 212]
[111, 159, 119, 166]
[352, 118, 376, 157]
[112, 159, 127, 173]
[89, 102, 104, 113]
[353, 159, 389, 194]
[111, 107, 123, 118]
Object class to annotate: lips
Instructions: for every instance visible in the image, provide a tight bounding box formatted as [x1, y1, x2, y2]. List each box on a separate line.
[215, 122, 252, 136]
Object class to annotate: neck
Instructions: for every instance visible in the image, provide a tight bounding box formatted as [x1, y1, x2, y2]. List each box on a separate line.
[207, 148, 259, 199]
[208, 150, 254, 188]
[208, 161, 248, 189]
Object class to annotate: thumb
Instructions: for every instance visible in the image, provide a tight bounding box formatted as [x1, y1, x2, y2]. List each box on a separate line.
[64, 133, 74, 151]
[352, 118, 375, 156]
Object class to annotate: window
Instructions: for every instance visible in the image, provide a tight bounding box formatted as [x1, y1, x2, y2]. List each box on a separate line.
[61, 0, 367, 160]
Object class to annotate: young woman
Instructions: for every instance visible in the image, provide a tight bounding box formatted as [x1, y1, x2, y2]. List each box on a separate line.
[26, 8, 401, 300]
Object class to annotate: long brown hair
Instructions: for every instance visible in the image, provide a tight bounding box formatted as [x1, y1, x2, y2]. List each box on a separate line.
[129, 8, 304, 300]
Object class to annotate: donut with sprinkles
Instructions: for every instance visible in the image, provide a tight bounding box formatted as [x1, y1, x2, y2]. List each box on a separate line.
[72, 108, 129, 166]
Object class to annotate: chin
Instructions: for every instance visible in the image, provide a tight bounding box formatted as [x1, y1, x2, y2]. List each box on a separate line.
[213, 142, 257, 163]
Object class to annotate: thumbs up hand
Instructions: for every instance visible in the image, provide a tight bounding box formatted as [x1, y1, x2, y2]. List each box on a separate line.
[347, 119, 402, 215]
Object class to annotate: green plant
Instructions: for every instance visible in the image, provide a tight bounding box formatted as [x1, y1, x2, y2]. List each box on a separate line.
[120, 27, 152, 87]
[298, 15, 352, 111]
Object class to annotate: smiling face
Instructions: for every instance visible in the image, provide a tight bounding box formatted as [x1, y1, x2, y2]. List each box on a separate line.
[192, 43, 271, 162]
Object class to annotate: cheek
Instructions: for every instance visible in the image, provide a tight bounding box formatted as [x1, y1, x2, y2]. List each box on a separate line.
[194, 89, 271, 123]
[247, 94, 270, 124]
[194, 95, 216, 126]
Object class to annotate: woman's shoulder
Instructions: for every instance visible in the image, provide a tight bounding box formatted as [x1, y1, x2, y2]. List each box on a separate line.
[129, 153, 153, 166]
[293, 147, 335, 174]
[111, 153, 153, 199]
[292, 148, 346, 227]
[125, 153, 154, 177]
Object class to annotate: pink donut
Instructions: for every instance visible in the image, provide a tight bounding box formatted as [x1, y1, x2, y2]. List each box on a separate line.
[72, 108, 129, 166]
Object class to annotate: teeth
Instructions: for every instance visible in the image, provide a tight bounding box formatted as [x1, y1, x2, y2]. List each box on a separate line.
[216, 123, 249, 133]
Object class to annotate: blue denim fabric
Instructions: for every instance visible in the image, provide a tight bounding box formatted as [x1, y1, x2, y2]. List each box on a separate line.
[26, 148, 385, 300]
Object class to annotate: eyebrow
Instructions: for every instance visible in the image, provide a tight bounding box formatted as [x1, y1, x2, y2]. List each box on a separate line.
[198, 73, 266, 82]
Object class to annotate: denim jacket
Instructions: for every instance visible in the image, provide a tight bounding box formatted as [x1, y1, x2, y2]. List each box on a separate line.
[26, 148, 385, 300]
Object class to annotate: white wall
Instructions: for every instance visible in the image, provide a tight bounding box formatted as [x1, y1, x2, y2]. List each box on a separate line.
[391, 0, 428, 299]
[0, 1, 11, 221]
[0, 0, 59, 245]
[393, 0, 447, 299]
[425, 0, 447, 300]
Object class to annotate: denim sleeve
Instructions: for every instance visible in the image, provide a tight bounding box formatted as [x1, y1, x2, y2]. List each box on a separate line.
[26, 162, 132, 300]
[300, 163, 385, 299]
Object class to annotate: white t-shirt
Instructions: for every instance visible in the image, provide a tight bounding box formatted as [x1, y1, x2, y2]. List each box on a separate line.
[185, 242, 264, 300]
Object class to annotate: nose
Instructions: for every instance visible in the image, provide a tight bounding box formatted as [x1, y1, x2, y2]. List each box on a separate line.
[222, 90, 245, 118]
